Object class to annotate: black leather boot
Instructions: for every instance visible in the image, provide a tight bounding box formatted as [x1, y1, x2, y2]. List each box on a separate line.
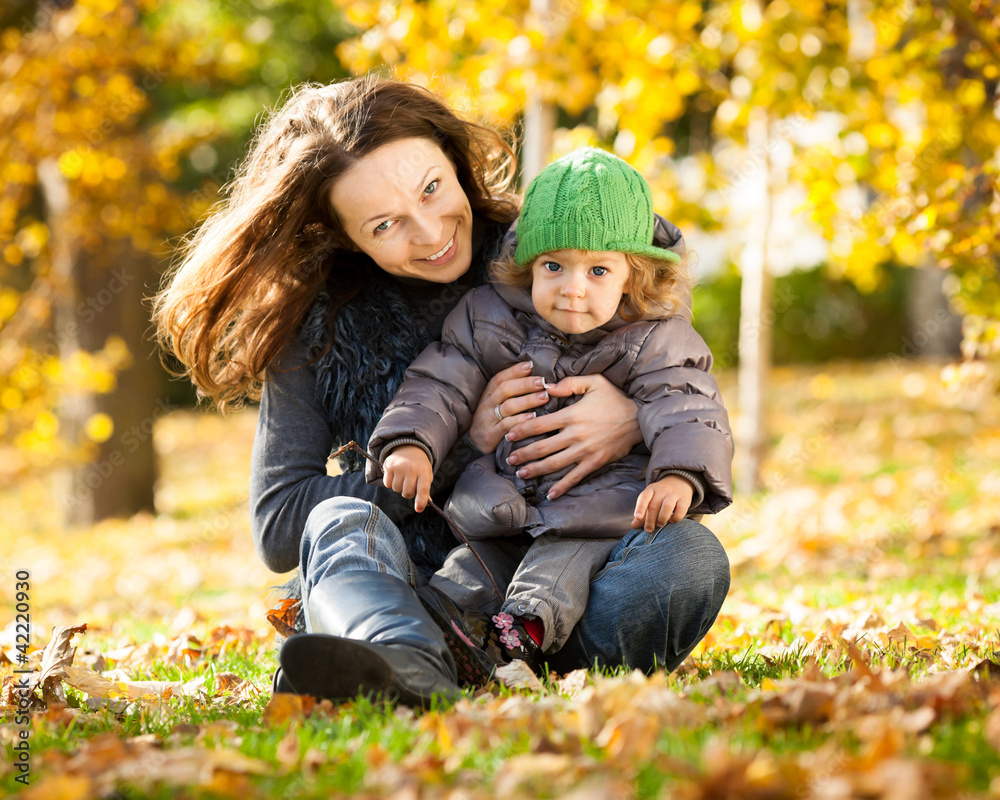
[278, 572, 460, 707]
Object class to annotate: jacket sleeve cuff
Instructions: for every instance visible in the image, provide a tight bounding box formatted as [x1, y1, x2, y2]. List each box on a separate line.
[656, 468, 706, 511]
[380, 437, 435, 468]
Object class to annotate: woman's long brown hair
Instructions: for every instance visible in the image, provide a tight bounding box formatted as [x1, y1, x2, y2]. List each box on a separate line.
[153, 75, 519, 409]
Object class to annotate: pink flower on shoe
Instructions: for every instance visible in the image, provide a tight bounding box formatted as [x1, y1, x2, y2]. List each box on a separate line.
[492, 612, 514, 631]
[492, 612, 521, 650]
[499, 628, 521, 650]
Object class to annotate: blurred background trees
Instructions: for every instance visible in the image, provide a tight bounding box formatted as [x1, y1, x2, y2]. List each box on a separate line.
[0, 0, 349, 522]
[1, 0, 997, 521]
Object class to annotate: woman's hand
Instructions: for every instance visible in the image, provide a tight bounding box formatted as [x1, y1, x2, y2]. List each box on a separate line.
[468, 361, 551, 454]
[504, 374, 643, 500]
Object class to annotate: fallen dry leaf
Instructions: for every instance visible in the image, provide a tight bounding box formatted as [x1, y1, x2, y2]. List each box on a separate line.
[61, 665, 130, 699]
[555, 668, 589, 698]
[198, 770, 254, 800]
[801, 630, 844, 661]
[594, 709, 662, 762]
[168, 606, 201, 633]
[275, 731, 300, 771]
[494, 752, 592, 796]
[17, 773, 92, 800]
[214, 671, 242, 693]
[266, 598, 300, 639]
[970, 658, 1000, 682]
[39, 731, 274, 797]
[34, 624, 88, 702]
[165, 633, 202, 665]
[885, 621, 918, 647]
[194, 720, 241, 744]
[495, 659, 544, 691]
[261, 691, 315, 726]
[685, 669, 743, 698]
[842, 637, 876, 679]
[62, 664, 206, 702]
[900, 705, 937, 734]
[758, 681, 836, 727]
[553, 778, 635, 800]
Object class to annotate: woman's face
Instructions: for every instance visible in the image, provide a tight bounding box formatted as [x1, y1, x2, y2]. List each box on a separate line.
[330, 137, 474, 283]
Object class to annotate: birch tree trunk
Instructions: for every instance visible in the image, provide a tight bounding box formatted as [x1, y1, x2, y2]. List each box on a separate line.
[735, 108, 774, 494]
[520, 0, 556, 186]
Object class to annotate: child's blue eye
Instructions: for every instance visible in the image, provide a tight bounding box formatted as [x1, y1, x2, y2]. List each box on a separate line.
[591, 266, 608, 276]
[542, 261, 561, 272]
[423, 180, 439, 195]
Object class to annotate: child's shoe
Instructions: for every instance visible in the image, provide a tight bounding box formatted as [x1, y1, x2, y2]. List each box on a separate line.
[485, 612, 545, 675]
[416, 589, 547, 684]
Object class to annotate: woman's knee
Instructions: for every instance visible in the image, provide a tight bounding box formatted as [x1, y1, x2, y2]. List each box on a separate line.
[301, 497, 376, 558]
[662, 518, 731, 594]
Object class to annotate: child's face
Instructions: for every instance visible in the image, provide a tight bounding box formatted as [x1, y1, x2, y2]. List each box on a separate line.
[530, 249, 631, 334]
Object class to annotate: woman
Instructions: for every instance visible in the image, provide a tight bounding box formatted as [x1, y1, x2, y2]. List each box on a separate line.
[154, 75, 731, 705]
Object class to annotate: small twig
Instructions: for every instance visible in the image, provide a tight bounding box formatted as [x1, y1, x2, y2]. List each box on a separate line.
[331, 441, 503, 600]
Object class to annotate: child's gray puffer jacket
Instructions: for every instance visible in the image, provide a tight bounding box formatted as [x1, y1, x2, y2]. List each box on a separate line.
[366, 278, 734, 542]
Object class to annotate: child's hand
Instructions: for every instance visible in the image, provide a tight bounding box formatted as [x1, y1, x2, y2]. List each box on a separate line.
[631, 474, 694, 532]
[382, 445, 433, 512]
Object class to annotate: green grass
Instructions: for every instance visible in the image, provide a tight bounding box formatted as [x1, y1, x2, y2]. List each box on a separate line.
[4, 360, 1000, 798]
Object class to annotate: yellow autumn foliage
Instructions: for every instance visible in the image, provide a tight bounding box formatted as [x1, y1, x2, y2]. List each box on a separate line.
[3, 0, 998, 483]
[0, 0, 260, 479]
[335, 0, 1000, 343]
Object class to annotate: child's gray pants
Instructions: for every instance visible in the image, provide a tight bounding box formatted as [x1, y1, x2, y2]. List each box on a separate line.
[430, 533, 619, 653]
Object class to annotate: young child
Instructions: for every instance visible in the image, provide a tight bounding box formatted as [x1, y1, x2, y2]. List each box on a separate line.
[367, 147, 733, 672]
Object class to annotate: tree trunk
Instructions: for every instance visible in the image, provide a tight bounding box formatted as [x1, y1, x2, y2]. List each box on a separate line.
[521, 0, 556, 186]
[39, 160, 161, 526]
[906, 259, 963, 359]
[521, 96, 555, 186]
[735, 108, 774, 494]
[79, 240, 161, 521]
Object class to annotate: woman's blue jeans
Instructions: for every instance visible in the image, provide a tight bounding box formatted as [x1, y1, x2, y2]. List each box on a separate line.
[298, 497, 731, 674]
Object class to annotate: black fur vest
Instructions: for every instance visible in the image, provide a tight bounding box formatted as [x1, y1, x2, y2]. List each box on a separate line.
[296, 222, 505, 576]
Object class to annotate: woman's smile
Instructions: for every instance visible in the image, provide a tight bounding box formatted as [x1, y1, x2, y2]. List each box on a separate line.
[422, 232, 457, 263]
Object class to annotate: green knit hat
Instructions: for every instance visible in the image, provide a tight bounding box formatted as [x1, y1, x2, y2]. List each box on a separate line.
[514, 147, 680, 266]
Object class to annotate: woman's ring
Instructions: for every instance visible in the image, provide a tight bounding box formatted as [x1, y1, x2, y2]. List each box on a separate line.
[494, 404, 504, 421]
